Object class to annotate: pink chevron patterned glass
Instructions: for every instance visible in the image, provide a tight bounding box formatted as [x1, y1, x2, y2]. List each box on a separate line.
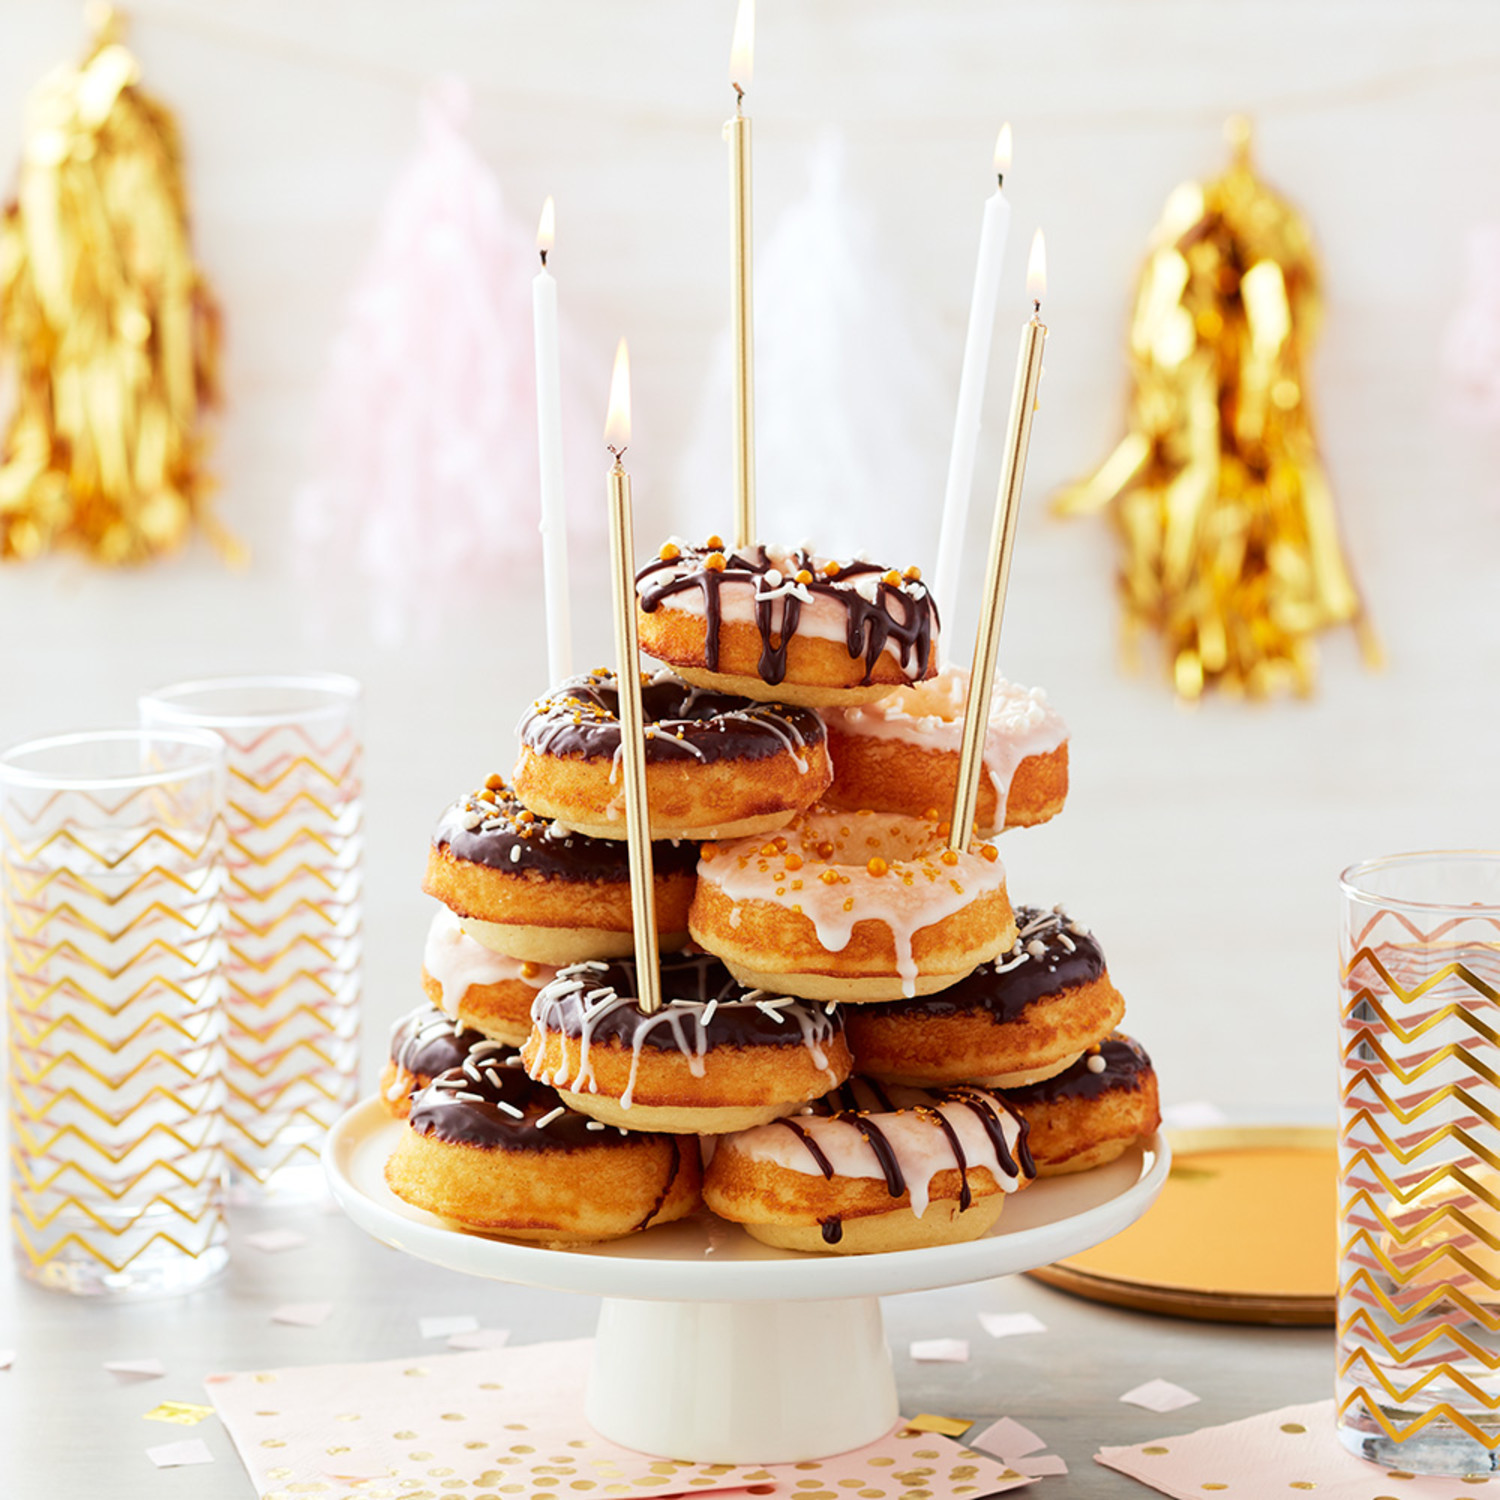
[1, 729, 229, 1295]
[140, 675, 362, 1199]
[1338, 852, 1500, 1476]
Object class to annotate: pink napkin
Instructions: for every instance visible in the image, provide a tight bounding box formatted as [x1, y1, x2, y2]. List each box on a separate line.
[207, 1338, 1031, 1500]
[1098, 1398, 1497, 1497]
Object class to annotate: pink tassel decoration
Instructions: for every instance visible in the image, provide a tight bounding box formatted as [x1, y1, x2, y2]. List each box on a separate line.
[297, 79, 598, 645]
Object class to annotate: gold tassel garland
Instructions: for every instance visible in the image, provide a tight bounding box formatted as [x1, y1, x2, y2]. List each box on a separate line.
[1054, 118, 1377, 699]
[0, 3, 236, 566]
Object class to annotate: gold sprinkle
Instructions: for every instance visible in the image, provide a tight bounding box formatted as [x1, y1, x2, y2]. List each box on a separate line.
[704, 551, 727, 572]
[705, 534, 724, 550]
[1142, 1446, 1170, 1456]
[269, 1468, 293, 1479]
[659, 542, 681, 561]
[394, 1430, 418, 1440]
[441, 1412, 466, 1422]
[1280, 1423, 1306, 1434]
[261, 1438, 287, 1448]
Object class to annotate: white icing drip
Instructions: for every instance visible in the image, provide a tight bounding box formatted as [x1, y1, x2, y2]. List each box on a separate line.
[424, 907, 556, 1015]
[824, 667, 1067, 827]
[528, 972, 842, 1109]
[728, 1084, 1028, 1217]
[699, 810, 1007, 998]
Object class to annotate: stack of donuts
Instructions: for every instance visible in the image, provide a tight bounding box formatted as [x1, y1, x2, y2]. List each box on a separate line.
[383, 537, 1160, 1254]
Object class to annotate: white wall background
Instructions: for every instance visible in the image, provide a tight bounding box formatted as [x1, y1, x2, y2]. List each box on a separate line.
[1, 0, 1497, 1116]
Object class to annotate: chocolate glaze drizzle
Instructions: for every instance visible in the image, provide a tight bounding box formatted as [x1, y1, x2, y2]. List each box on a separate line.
[869, 906, 1105, 1024]
[389, 1005, 490, 1081]
[1002, 1034, 1153, 1108]
[520, 669, 825, 767]
[432, 778, 698, 884]
[779, 1078, 1034, 1202]
[409, 1047, 640, 1153]
[636, 543, 939, 688]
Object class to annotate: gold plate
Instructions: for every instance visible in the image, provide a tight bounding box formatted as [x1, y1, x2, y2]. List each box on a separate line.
[1028, 1125, 1336, 1325]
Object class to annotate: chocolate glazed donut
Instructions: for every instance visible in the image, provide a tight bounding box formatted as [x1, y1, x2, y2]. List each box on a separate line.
[513, 669, 831, 840]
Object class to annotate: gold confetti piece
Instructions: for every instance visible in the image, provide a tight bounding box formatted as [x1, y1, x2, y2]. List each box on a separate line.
[142, 1400, 215, 1425]
[1054, 116, 1377, 700]
[901, 1415, 972, 1438]
[0, 3, 239, 568]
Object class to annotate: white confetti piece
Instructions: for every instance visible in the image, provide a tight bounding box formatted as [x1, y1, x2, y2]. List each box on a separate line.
[969, 1416, 1046, 1461]
[1120, 1377, 1201, 1413]
[146, 1439, 213, 1468]
[1161, 1100, 1228, 1129]
[1018, 1453, 1068, 1476]
[909, 1338, 969, 1363]
[105, 1358, 165, 1381]
[271, 1302, 332, 1328]
[419, 1314, 478, 1340]
[447, 1327, 512, 1351]
[977, 1311, 1047, 1339]
[244, 1229, 308, 1254]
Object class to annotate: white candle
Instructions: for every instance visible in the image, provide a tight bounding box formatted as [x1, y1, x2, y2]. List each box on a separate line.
[934, 124, 1013, 623]
[533, 195, 572, 684]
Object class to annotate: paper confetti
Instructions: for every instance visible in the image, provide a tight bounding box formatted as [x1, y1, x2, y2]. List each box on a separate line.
[447, 1327, 511, 1351]
[271, 1302, 332, 1328]
[105, 1358, 166, 1381]
[146, 1439, 214, 1468]
[969, 1417, 1045, 1461]
[419, 1314, 478, 1340]
[1161, 1101, 1229, 1129]
[904, 1413, 973, 1437]
[978, 1311, 1047, 1339]
[244, 1229, 308, 1254]
[1018, 1453, 1069, 1476]
[910, 1339, 970, 1363]
[143, 1402, 215, 1426]
[1121, 1378, 1201, 1413]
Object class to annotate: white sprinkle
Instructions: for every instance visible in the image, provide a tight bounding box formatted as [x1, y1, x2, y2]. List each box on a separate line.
[1058, 933, 1076, 953]
[496, 1100, 524, 1118]
[798, 1106, 815, 1116]
[1025, 939, 1048, 960]
[702, 998, 720, 1027]
[535, 1106, 566, 1129]
[756, 999, 786, 1023]
[502, 1055, 524, 1067]
[461, 810, 483, 831]
[1087, 1055, 1107, 1074]
[993, 952, 1029, 973]
[586, 1120, 606, 1131]
[1067, 920, 1088, 936]
[451, 1091, 487, 1103]
[1052, 903, 1067, 915]
[509, 845, 523, 864]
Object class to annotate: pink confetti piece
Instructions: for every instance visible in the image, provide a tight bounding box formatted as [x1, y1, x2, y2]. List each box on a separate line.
[244, 1229, 308, 1254]
[105, 1358, 166, 1381]
[419, 1314, 478, 1339]
[446, 1328, 511, 1351]
[1120, 1378, 1201, 1413]
[1018, 1453, 1068, 1477]
[977, 1311, 1046, 1339]
[271, 1302, 332, 1328]
[969, 1416, 1047, 1461]
[909, 1338, 969, 1363]
[146, 1439, 213, 1468]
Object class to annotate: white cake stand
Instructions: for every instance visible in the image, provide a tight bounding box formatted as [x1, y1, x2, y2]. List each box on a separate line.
[325, 1098, 1169, 1464]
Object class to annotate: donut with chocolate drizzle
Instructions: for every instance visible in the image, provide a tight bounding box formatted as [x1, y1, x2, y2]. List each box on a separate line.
[702, 1076, 1034, 1255]
[635, 540, 940, 707]
[842, 906, 1126, 1087]
[422, 776, 697, 966]
[999, 1032, 1161, 1178]
[513, 667, 831, 840]
[384, 1047, 702, 1244]
[522, 949, 853, 1135]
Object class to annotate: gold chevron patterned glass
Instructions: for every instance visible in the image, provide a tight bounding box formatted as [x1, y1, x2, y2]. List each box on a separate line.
[139, 675, 362, 1200]
[1, 729, 229, 1296]
[1339, 852, 1500, 1475]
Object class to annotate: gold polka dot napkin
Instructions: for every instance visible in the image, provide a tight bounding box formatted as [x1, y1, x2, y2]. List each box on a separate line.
[205, 1338, 1030, 1500]
[1097, 1398, 1496, 1497]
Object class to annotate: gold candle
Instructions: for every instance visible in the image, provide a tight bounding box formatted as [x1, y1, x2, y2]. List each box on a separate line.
[726, 0, 756, 549]
[950, 231, 1050, 854]
[603, 338, 662, 1014]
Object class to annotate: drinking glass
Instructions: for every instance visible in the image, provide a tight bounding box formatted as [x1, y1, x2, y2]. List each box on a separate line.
[139, 675, 362, 1199]
[2, 729, 228, 1296]
[1338, 852, 1500, 1474]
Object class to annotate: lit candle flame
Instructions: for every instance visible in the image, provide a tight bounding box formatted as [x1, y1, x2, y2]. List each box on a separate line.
[1027, 229, 1047, 305]
[604, 338, 631, 451]
[994, 122, 1012, 179]
[536, 195, 555, 259]
[729, 0, 754, 93]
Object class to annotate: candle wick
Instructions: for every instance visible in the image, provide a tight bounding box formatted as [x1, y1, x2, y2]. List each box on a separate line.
[996, 172, 1005, 190]
[732, 81, 744, 110]
[608, 445, 628, 463]
[539, 248, 548, 268]
[1033, 299, 1041, 315]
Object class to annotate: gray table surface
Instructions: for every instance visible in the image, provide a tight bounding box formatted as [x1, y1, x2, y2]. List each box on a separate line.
[0, 1198, 1332, 1500]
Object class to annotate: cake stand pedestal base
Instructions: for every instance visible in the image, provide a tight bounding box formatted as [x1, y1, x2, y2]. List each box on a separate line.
[588, 1295, 898, 1463]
